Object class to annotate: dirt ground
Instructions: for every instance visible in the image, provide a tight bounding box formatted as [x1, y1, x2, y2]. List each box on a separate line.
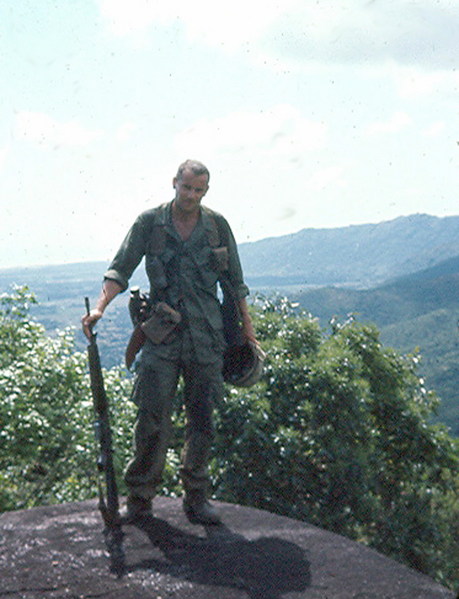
[0, 497, 455, 599]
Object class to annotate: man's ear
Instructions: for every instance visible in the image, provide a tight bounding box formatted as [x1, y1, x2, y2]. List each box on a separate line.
[172, 177, 177, 189]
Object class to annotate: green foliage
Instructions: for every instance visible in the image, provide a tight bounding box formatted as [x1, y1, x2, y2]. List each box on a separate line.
[0, 287, 129, 509]
[381, 307, 459, 435]
[2, 288, 459, 589]
[0, 286, 182, 511]
[211, 297, 459, 588]
[0, 286, 94, 509]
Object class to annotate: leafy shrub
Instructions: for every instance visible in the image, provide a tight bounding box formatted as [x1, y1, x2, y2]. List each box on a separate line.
[211, 297, 459, 587]
[1, 288, 459, 588]
[0, 286, 183, 511]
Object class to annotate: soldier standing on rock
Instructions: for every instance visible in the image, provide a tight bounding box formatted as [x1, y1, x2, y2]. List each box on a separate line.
[82, 159, 259, 525]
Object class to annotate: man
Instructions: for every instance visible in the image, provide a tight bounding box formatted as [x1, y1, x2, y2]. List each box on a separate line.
[82, 159, 258, 525]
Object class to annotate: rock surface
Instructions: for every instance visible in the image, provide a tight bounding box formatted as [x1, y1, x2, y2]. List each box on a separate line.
[0, 497, 455, 598]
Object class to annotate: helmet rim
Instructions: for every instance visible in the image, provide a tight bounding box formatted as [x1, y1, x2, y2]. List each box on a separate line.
[223, 341, 265, 387]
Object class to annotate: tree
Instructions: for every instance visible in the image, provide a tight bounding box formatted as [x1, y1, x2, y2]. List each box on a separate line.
[0, 287, 132, 510]
[1, 288, 458, 588]
[211, 297, 459, 587]
[0, 286, 183, 511]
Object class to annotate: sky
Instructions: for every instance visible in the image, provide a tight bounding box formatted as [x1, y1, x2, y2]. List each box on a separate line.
[1, 0, 458, 269]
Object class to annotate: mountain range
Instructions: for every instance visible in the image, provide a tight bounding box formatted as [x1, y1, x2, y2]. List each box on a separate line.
[239, 213, 459, 289]
[1, 213, 458, 432]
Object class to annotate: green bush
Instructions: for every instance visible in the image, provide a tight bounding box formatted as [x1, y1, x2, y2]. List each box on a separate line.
[211, 297, 459, 587]
[0, 286, 183, 511]
[1, 288, 458, 588]
[0, 286, 95, 509]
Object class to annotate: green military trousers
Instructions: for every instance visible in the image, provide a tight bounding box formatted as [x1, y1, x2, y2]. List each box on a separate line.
[123, 351, 224, 501]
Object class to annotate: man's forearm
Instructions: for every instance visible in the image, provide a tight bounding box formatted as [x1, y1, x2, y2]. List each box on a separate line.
[96, 279, 123, 314]
[82, 279, 123, 340]
[239, 298, 258, 344]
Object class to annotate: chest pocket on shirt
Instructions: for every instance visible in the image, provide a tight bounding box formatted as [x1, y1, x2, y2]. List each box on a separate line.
[211, 247, 229, 273]
[193, 245, 222, 289]
[145, 220, 228, 291]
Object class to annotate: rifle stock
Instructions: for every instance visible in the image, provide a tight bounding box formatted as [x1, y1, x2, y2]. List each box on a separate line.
[85, 297, 124, 575]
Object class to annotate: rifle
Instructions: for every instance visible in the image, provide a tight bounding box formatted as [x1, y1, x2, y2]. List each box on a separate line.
[85, 297, 124, 576]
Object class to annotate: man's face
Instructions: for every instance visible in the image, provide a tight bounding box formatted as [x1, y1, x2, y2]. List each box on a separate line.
[173, 169, 209, 214]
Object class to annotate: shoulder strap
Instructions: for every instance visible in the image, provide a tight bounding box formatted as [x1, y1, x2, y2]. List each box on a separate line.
[202, 207, 231, 249]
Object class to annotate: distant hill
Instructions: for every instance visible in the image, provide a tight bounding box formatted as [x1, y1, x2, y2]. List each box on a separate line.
[293, 254, 459, 327]
[239, 213, 459, 289]
[293, 256, 459, 433]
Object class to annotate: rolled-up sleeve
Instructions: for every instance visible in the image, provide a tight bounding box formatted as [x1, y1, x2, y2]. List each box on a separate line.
[104, 212, 149, 292]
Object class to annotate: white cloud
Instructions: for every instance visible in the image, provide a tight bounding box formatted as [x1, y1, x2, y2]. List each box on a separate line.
[15, 112, 103, 149]
[172, 1, 296, 49]
[115, 121, 136, 142]
[366, 111, 411, 136]
[174, 105, 327, 159]
[97, 0, 295, 48]
[395, 68, 452, 98]
[97, 0, 168, 36]
[266, 0, 459, 70]
[306, 165, 346, 192]
[97, 0, 459, 69]
[423, 122, 445, 137]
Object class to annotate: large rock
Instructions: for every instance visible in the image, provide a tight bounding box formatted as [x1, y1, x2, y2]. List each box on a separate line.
[0, 497, 454, 598]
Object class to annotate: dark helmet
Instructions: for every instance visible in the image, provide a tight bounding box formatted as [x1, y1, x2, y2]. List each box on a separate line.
[223, 341, 266, 387]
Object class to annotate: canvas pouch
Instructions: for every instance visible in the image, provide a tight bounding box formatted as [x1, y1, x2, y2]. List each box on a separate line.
[140, 302, 182, 345]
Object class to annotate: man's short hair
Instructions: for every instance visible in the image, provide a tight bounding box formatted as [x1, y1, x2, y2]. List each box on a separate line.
[176, 159, 210, 182]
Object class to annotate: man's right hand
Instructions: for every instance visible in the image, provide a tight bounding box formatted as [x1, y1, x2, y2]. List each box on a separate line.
[82, 280, 123, 340]
[81, 309, 103, 341]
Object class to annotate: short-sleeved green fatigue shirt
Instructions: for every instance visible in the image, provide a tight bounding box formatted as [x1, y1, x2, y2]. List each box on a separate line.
[104, 201, 249, 364]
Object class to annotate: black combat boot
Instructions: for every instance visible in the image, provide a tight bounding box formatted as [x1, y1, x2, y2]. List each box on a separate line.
[183, 491, 221, 525]
[125, 495, 153, 522]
